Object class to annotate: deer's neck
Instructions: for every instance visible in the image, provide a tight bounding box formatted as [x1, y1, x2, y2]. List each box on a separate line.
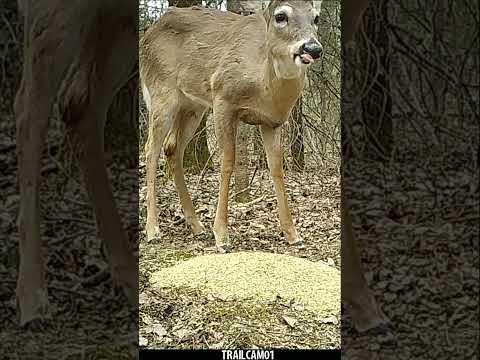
[262, 55, 305, 123]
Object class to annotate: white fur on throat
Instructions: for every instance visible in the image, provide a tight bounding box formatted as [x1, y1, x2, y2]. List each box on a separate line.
[142, 83, 152, 112]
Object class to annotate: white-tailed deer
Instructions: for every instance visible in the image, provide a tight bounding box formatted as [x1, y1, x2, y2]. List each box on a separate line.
[140, 1, 323, 249]
[341, 0, 390, 332]
[15, 0, 137, 325]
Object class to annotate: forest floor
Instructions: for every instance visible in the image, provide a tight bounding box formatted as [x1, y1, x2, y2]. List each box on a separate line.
[1, 112, 477, 357]
[1, 128, 477, 357]
[138, 158, 343, 349]
[0, 112, 138, 358]
[341, 154, 478, 359]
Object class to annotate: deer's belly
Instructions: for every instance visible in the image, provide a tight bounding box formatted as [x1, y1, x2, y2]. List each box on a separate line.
[181, 90, 212, 108]
[237, 108, 285, 128]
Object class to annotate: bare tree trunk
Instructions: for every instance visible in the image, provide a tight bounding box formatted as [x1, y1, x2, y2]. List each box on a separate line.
[254, 127, 267, 169]
[290, 97, 305, 171]
[169, 0, 201, 7]
[182, 115, 211, 173]
[234, 124, 251, 202]
[228, 0, 263, 202]
[168, 0, 210, 174]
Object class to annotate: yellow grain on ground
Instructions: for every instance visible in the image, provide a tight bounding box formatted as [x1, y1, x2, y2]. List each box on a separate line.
[151, 251, 340, 318]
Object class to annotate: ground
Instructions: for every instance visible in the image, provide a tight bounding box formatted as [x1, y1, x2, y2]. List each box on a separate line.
[1, 116, 477, 357]
[0, 114, 138, 359]
[138, 159, 342, 349]
[341, 157, 479, 359]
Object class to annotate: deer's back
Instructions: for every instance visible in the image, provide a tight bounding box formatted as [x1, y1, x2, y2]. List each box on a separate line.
[21, 0, 137, 117]
[140, 6, 268, 105]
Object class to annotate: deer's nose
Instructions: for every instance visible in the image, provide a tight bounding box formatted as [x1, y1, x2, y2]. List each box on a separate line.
[301, 39, 323, 59]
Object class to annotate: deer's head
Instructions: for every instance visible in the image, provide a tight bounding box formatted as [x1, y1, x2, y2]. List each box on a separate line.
[264, 0, 323, 79]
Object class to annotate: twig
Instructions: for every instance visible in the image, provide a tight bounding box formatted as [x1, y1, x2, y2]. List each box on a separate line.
[232, 185, 252, 199]
[196, 146, 218, 189]
[43, 215, 95, 227]
[238, 195, 266, 208]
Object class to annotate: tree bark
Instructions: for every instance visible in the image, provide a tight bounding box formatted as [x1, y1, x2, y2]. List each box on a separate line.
[227, 0, 263, 202]
[290, 97, 305, 171]
[169, 0, 201, 7]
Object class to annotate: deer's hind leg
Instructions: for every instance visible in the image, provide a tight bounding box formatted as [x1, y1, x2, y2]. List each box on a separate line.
[144, 91, 179, 240]
[15, 31, 77, 325]
[341, 190, 389, 332]
[165, 98, 207, 235]
[69, 100, 138, 307]
[15, 74, 53, 326]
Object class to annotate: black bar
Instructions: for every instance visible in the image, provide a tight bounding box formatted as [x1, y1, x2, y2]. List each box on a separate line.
[140, 349, 340, 360]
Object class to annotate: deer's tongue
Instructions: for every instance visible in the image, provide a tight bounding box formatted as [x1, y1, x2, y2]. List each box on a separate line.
[300, 53, 314, 64]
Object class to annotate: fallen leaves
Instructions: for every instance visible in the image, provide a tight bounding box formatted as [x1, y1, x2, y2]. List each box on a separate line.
[282, 315, 297, 328]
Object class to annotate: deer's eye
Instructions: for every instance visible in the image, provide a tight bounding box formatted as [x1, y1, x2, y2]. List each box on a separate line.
[275, 13, 287, 23]
[314, 15, 319, 25]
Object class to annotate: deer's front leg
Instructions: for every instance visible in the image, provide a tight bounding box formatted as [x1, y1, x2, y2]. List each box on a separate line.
[15, 81, 51, 326]
[212, 103, 236, 250]
[260, 125, 302, 245]
[341, 190, 389, 332]
[73, 112, 138, 308]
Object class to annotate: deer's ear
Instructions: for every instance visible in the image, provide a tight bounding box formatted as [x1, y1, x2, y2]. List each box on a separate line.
[263, 1, 273, 23]
[263, 8, 270, 22]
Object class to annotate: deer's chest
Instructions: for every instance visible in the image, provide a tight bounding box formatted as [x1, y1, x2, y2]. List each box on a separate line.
[212, 67, 300, 127]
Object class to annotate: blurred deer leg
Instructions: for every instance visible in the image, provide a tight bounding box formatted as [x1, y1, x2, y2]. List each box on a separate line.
[15, 30, 73, 323]
[166, 104, 207, 235]
[260, 125, 301, 245]
[75, 112, 137, 306]
[15, 76, 52, 326]
[213, 103, 236, 249]
[342, 190, 389, 332]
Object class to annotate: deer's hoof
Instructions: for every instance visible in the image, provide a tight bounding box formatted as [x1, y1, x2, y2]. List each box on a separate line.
[16, 286, 50, 327]
[289, 238, 305, 248]
[146, 225, 160, 241]
[350, 298, 391, 334]
[215, 243, 232, 254]
[358, 322, 396, 347]
[213, 227, 230, 248]
[112, 259, 139, 307]
[356, 315, 391, 334]
[191, 221, 206, 236]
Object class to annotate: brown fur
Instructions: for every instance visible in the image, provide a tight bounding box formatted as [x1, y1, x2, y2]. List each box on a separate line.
[141, 1, 320, 247]
[140, 4, 310, 126]
[15, 0, 138, 326]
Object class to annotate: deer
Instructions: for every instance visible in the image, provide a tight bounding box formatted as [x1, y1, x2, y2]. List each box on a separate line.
[14, 0, 138, 326]
[140, 0, 323, 250]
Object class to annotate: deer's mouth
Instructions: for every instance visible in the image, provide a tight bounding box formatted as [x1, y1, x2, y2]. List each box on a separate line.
[294, 53, 315, 65]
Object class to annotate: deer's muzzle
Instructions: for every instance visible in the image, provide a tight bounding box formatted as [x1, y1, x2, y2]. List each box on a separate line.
[294, 38, 323, 65]
[300, 39, 323, 60]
